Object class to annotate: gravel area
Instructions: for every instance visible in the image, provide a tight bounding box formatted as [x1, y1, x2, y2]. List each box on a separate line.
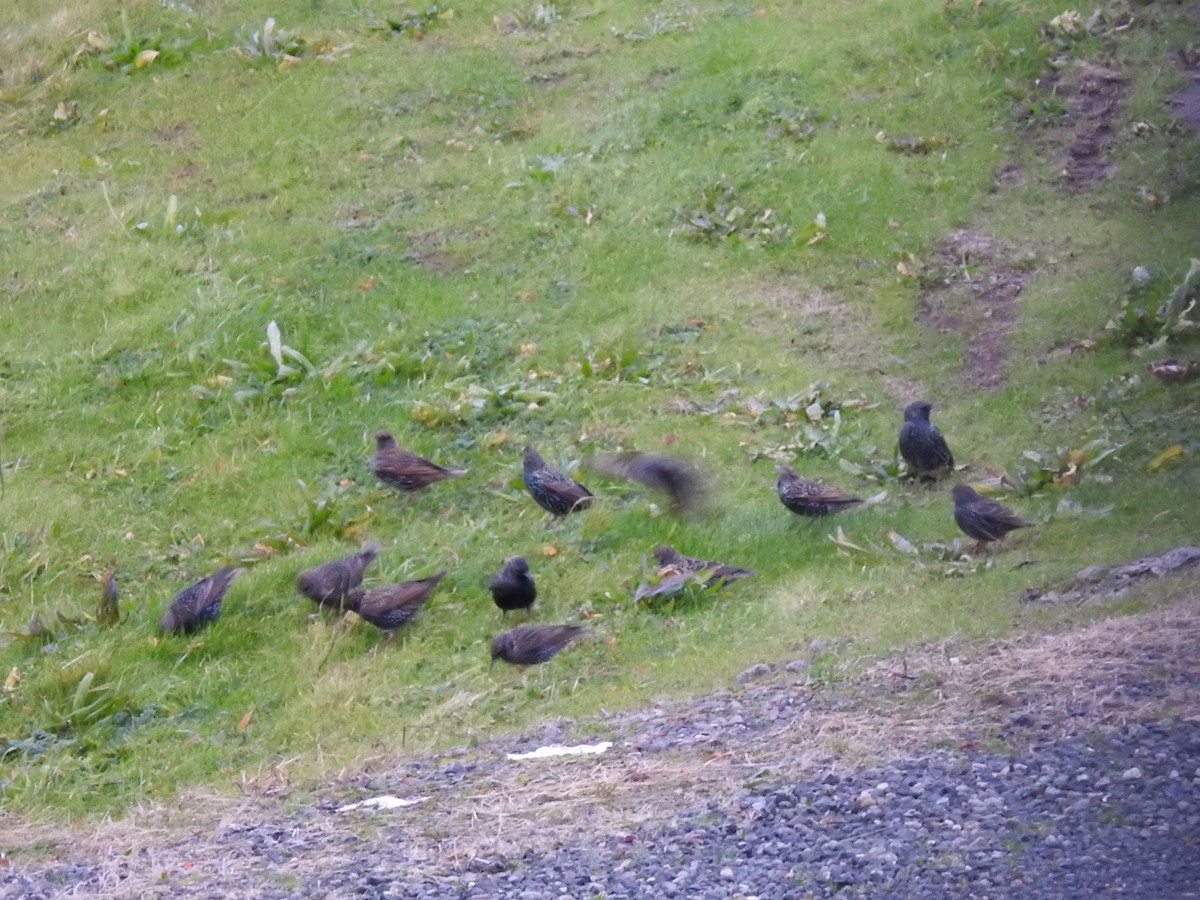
[435, 720, 1200, 899]
[4, 591, 1199, 899]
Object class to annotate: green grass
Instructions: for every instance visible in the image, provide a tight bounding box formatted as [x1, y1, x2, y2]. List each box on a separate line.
[1, 0, 1198, 819]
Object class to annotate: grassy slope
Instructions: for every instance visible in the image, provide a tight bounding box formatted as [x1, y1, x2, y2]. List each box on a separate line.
[0, 0, 1197, 817]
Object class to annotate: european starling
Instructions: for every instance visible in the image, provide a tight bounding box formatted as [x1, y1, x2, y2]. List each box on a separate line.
[296, 543, 379, 610]
[372, 431, 467, 492]
[490, 623, 586, 668]
[97, 572, 120, 627]
[651, 545, 756, 589]
[489, 556, 536, 616]
[347, 570, 446, 636]
[951, 484, 1033, 552]
[159, 566, 241, 634]
[775, 464, 863, 518]
[898, 400, 955, 478]
[522, 446, 593, 516]
[587, 451, 704, 514]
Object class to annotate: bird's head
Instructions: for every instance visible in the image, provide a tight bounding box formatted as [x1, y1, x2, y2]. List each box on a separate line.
[375, 431, 396, 449]
[652, 546, 679, 566]
[903, 400, 933, 422]
[489, 634, 508, 669]
[344, 587, 365, 613]
[950, 484, 978, 504]
[295, 571, 315, 596]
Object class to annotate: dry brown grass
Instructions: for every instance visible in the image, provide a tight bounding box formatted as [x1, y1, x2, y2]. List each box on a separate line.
[858, 596, 1200, 742]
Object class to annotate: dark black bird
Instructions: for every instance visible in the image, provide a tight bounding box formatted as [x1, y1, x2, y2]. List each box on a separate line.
[159, 566, 241, 634]
[97, 572, 119, 627]
[490, 623, 586, 668]
[372, 431, 467, 492]
[296, 543, 379, 610]
[898, 400, 954, 478]
[522, 446, 593, 516]
[587, 451, 704, 514]
[651, 546, 756, 588]
[775, 464, 864, 518]
[952, 484, 1033, 552]
[489, 556, 536, 616]
[347, 570, 446, 637]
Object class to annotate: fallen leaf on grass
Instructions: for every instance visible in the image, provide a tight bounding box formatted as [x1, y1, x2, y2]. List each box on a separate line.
[1147, 444, 1183, 471]
[829, 527, 872, 556]
[1146, 359, 1192, 383]
[237, 707, 254, 731]
[884, 529, 918, 555]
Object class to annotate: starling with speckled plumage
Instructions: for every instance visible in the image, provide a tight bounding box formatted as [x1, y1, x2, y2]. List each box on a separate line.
[346, 570, 446, 637]
[587, 451, 704, 514]
[97, 572, 120, 627]
[372, 431, 467, 492]
[775, 464, 863, 518]
[159, 566, 241, 634]
[296, 543, 379, 610]
[522, 446, 593, 516]
[490, 623, 585, 668]
[952, 484, 1032, 551]
[652, 546, 756, 588]
[489, 556, 536, 616]
[898, 400, 954, 478]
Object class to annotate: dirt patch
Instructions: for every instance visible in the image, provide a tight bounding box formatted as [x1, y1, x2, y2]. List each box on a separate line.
[915, 229, 1030, 390]
[333, 203, 382, 230]
[404, 230, 461, 274]
[881, 375, 927, 403]
[526, 70, 570, 86]
[1051, 62, 1129, 189]
[749, 277, 914, 393]
[1169, 50, 1200, 134]
[748, 279, 853, 357]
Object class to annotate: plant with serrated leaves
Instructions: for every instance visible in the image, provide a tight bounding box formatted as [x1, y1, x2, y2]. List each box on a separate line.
[672, 182, 792, 246]
[1104, 258, 1198, 348]
[412, 377, 559, 428]
[1009, 438, 1123, 494]
[237, 18, 307, 62]
[192, 321, 316, 405]
[371, 5, 454, 37]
